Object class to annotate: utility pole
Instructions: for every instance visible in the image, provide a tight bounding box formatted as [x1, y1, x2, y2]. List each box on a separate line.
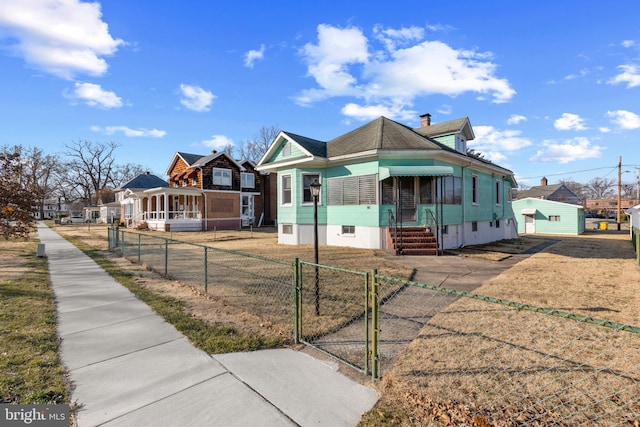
[617, 156, 621, 231]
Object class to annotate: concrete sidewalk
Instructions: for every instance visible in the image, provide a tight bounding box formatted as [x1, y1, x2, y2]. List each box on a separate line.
[37, 223, 377, 426]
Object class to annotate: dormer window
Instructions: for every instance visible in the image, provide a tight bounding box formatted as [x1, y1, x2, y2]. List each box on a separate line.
[455, 136, 466, 153]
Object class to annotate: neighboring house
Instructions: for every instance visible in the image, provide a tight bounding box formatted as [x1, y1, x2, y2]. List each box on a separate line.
[83, 206, 100, 222]
[514, 178, 580, 205]
[116, 171, 170, 227]
[256, 114, 518, 254]
[626, 204, 640, 238]
[33, 198, 68, 220]
[118, 152, 273, 232]
[98, 201, 121, 224]
[513, 198, 585, 235]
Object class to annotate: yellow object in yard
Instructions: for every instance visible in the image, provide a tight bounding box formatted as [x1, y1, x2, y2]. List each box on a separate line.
[599, 221, 608, 230]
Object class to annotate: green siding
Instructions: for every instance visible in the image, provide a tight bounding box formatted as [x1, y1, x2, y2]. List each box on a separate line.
[270, 138, 307, 163]
[513, 198, 583, 234]
[432, 134, 456, 151]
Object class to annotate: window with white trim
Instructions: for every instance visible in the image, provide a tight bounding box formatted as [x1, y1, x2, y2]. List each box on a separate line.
[549, 215, 561, 222]
[472, 175, 479, 205]
[281, 174, 292, 205]
[282, 224, 293, 234]
[302, 173, 321, 204]
[212, 168, 232, 186]
[241, 172, 255, 189]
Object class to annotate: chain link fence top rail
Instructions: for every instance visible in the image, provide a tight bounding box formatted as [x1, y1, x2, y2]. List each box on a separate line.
[374, 273, 640, 426]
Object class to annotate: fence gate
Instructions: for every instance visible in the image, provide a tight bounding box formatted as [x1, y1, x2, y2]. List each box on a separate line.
[296, 260, 371, 375]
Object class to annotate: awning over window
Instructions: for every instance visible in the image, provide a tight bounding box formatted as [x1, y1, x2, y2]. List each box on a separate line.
[378, 166, 454, 181]
[521, 208, 537, 215]
[185, 169, 197, 179]
[170, 173, 181, 182]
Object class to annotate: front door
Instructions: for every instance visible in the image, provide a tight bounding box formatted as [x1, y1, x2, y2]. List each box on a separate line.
[398, 176, 416, 222]
[524, 215, 535, 233]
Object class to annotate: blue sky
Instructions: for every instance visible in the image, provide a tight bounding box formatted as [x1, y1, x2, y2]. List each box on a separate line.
[1, 0, 639, 188]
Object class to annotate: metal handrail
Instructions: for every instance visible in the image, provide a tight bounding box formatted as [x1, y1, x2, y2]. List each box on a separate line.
[425, 208, 440, 255]
[388, 209, 399, 255]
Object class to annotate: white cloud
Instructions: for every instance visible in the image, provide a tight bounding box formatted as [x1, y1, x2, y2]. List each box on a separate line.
[244, 44, 265, 68]
[471, 125, 533, 154]
[341, 102, 415, 122]
[202, 135, 234, 150]
[622, 40, 636, 48]
[554, 113, 587, 131]
[296, 24, 369, 105]
[529, 137, 604, 164]
[373, 25, 424, 51]
[0, 0, 123, 79]
[68, 82, 122, 108]
[606, 110, 640, 129]
[436, 104, 452, 115]
[599, 127, 611, 133]
[608, 64, 640, 88]
[91, 125, 166, 138]
[179, 84, 215, 112]
[295, 24, 515, 120]
[507, 114, 527, 125]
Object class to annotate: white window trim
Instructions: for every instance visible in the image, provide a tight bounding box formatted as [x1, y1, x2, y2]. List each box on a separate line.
[212, 168, 232, 186]
[281, 173, 292, 206]
[241, 172, 255, 189]
[472, 174, 479, 205]
[301, 173, 322, 206]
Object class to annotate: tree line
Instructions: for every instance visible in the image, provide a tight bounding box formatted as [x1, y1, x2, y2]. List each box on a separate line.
[0, 126, 280, 239]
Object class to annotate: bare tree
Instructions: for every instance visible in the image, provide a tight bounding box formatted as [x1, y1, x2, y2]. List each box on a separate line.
[584, 177, 616, 199]
[18, 146, 62, 219]
[63, 140, 119, 205]
[0, 146, 37, 239]
[111, 163, 150, 188]
[238, 125, 280, 163]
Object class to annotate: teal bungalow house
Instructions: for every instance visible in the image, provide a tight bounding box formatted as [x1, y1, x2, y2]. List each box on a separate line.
[256, 114, 518, 255]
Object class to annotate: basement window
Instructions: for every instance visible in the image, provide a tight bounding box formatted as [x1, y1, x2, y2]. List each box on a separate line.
[282, 224, 293, 234]
[472, 221, 478, 232]
[341, 225, 355, 235]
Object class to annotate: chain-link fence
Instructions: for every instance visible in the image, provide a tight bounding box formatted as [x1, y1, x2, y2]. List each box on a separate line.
[108, 228, 640, 423]
[374, 273, 640, 425]
[108, 228, 294, 333]
[296, 261, 370, 373]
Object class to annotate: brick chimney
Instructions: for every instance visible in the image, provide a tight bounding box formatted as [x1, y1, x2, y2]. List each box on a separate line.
[420, 113, 431, 127]
[541, 177, 548, 186]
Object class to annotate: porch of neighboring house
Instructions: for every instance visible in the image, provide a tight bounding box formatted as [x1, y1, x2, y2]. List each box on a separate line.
[127, 187, 204, 231]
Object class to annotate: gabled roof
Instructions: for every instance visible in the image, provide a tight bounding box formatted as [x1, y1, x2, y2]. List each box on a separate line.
[414, 117, 474, 141]
[327, 116, 443, 157]
[283, 132, 327, 157]
[165, 151, 245, 175]
[515, 184, 566, 200]
[117, 172, 169, 191]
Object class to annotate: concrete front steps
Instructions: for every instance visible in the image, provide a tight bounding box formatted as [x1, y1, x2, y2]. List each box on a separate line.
[390, 226, 438, 256]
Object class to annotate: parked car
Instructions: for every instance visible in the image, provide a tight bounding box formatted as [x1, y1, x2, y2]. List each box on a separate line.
[65, 215, 88, 224]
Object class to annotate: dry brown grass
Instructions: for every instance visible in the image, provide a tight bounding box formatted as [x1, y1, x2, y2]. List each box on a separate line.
[51, 223, 640, 425]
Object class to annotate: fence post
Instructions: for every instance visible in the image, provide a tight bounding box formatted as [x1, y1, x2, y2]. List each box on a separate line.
[164, 238, 168, 277]
[137, 233, 141, 264]
[371, 269, 380, 380]
[294, 258, 300, 344]
[364, 271, 370, 376]
[204, 246, 208, 293]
